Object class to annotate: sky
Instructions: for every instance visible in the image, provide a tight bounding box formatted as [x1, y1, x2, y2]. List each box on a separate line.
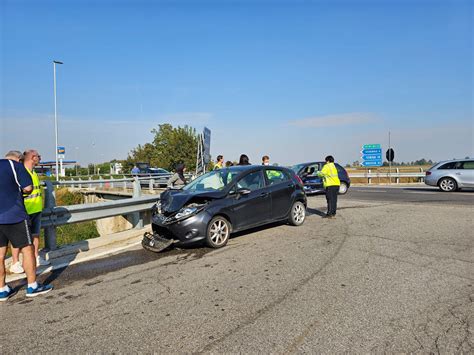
[1, 0, 472, 167]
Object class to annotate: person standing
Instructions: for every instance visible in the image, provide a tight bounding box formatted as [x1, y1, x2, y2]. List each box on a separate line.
[10, 150, 49, 274]
[131, 165, 140, 175]
[317, 155, 341, 219]
[167, 163, 187, 188]
[214, 155, 224, 170]
[238, 154, 251, 166]
[0, 151, 53, 301]
[262, 155, 270, 166]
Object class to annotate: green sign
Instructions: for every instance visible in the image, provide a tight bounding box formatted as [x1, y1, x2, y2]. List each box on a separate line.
[363, 144, 381, 149]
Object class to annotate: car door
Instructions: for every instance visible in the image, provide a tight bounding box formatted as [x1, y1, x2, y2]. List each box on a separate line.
[458, 161, 474, 187]
[265, 168, 294, 219]
[301, 163, 323, 192]
[230, 170, 271, 230]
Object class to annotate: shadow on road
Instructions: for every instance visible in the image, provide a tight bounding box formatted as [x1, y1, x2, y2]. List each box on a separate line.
[307, 207, 326, 217]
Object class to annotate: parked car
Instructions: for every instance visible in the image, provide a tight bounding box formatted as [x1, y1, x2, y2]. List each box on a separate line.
[144, 165, 307, 251]
[425, 159, 474, 192]
[290, 162, 351, 194]
[136, 167, 171, 188]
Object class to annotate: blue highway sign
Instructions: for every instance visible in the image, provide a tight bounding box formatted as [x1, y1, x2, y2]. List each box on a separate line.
[361, 160, 383, 167]
[362, 154, 382, 160]
[361, 148, 382, 155]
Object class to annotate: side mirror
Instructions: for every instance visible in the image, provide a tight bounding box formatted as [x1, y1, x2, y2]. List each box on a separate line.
[237, 188, 251, 195]
[229, 188, 251, 198]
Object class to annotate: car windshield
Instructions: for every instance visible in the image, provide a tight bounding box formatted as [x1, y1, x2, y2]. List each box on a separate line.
[290, 164, 306, 174]
[183, 169, 240, 192]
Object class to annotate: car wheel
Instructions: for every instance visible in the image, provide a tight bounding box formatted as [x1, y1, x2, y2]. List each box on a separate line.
[206, 216, 231, 248]
[289, 201, 306, 226]
[338, 182, 348, 195]
[438, 177, 457, 192]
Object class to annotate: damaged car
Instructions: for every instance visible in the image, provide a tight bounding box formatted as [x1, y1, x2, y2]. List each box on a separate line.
[143, 165, 307, 252]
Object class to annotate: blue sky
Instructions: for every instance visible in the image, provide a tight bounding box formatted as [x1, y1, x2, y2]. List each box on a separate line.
[1, 0, 472, 166]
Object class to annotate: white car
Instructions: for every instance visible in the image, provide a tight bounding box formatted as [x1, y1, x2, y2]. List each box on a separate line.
[425, 159, 474, 192]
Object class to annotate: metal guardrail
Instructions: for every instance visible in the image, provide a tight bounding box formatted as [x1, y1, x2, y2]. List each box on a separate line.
[60, 173, 195, 191]
[41, 178, 160, 251]
[348, 168, 425, 184]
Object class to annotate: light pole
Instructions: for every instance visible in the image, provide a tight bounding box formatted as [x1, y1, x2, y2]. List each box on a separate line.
[53, 60, 63, 181]
[75, 146, 79, 176]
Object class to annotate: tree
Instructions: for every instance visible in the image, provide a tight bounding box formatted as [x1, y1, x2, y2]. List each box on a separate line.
[126, 124, 198, 172]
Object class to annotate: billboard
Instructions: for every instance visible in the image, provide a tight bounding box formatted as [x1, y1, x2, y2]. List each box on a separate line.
[203, 127, 211, 164]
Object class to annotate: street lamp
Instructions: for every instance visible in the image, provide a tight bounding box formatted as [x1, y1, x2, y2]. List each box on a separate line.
[53, 60, 63, 181]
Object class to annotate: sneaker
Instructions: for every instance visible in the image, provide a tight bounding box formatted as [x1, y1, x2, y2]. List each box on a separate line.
[36, 255, 51, 267]
[0, 287, 16, 302]
[9, 261, 24, 274]
[322, 214, 331, 219]
[26, 283, 53, 298]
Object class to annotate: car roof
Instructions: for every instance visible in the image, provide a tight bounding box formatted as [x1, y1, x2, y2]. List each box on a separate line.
[293, 162, 342, 166]
[434, 159, 472, 166]
[223, 165, 288, 171]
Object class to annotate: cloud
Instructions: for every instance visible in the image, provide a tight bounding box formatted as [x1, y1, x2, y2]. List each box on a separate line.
[288, 112, 379, 128]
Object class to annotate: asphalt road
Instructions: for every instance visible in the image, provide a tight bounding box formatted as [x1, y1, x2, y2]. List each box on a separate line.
[345, 185, 474, 206]
[1, 193, 473, 353]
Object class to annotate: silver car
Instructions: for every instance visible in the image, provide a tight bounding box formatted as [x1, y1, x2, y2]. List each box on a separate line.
[425, 159, 474, 192]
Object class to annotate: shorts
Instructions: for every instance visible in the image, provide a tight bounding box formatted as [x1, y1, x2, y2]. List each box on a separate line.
[0, 220, 33, 249]
[28, 212, 42, 236]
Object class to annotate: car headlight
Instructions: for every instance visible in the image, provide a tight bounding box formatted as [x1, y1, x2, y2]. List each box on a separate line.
[174, 207, 198, 220]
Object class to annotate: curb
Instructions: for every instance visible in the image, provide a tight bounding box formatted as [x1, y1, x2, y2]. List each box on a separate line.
[5, 226, 151, 283]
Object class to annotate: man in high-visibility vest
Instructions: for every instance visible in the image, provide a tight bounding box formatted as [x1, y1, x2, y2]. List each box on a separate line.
[9, 150, 49, 274]
[1, 150, 53, 300]
[317, 155, 341, 219]
[213, 155, 224, 170]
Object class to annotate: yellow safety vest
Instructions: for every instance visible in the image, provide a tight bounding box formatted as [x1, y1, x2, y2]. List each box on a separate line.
[23, 168, 43, 214]
[318, 163, 341, 188]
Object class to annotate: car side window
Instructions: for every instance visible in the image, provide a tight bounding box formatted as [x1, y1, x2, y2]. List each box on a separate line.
[462, 161, 474, 169]
[237, 171, 264, 191]
[438, 162, 456, 169]
[303, 164, 319, 177]
[265, 169, 289, 185]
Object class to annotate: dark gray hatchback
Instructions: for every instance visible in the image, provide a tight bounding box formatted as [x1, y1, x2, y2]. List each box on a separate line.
[145, 165, 307, 250]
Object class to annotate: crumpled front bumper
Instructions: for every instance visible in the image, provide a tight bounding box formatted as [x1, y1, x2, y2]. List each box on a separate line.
[151, 210, 212, 245]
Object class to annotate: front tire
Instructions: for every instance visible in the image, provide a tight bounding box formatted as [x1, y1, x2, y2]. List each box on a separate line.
[206, 216, 231, 248]
[338, 182, 348, 195]
[289, 201, 306, 226]
[438, 177, 457, 192]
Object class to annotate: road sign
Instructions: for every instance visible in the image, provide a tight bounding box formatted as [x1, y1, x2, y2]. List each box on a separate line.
[203, 127, 211, 164]
[386, 148, 395, 162]
[361, 143, 382, 167]
[361, 160, 383, 167]
[57, 146, 65, 159]
[362, 154, 382, 161]
[361, 148, 382, 155]
[363, 144, 381, 149]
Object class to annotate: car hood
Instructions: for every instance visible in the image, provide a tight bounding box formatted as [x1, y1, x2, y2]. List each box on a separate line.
[159, 189, 226, 214]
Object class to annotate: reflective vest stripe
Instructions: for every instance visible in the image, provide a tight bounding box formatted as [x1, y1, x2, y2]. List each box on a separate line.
[24, 193, 41, 200]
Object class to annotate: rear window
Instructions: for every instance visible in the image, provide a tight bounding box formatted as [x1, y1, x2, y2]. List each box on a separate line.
[265, 169, 289, 185]
[462, 161, 474, 170]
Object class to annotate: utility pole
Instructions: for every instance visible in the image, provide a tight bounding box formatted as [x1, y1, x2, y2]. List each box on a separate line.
[388, 131, 391, 184]
[53, 60, 63, 180]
